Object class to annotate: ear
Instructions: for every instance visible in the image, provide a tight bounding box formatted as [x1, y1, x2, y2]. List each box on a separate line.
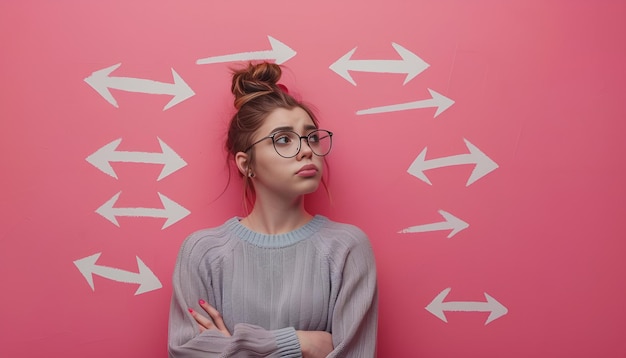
[235, 151, 250, 177]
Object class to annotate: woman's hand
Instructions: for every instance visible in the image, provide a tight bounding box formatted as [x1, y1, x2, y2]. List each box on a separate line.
[188, 299, 231, 336]
[296, 330, 333, 358]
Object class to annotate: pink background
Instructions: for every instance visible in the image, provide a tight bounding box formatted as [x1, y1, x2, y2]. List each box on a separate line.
[2, 1, 625, 357]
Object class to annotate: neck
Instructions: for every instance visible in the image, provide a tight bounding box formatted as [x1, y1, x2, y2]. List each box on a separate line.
[242, 194, 313, 235]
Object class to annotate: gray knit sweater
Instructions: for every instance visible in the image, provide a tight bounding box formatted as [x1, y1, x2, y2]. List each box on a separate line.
[168, 215, 378, 357]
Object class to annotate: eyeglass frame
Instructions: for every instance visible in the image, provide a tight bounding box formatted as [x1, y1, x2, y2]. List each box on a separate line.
[243, 129, 334, 158]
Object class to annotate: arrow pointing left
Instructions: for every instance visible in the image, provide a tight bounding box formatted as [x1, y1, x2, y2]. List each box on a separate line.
[426, 287, 508, 325]
[84, 63, 195, 111]
[74, 252, 162, 295]
[398, 210, 469, 238]
[86, 137, 187, 181]
[96, 191, 190, 229]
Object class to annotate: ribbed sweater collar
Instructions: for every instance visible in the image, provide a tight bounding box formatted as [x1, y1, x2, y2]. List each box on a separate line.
[226, 215, 327, 248]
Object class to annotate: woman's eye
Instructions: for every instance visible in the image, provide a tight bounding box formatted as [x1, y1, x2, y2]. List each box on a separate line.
[308, 133, 320, 143]
[275, 135, 292, 144]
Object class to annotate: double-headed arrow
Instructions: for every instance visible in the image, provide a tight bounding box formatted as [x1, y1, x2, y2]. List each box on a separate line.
[74, 252, 162, 295]
[96, 191, 190, 229]
[357, 88, 454, 118]
[196, 36, 296, 65]
[398, 210, 468, 238]
[86, 138, 187, 181]
[426, 288, 508, 325]
[330, 42, 429, 86]
[84, 63, 195, 111]
[408, 138, 498, 186]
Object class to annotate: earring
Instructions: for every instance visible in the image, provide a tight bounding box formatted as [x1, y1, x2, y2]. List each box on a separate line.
[248, 171, 255, 178]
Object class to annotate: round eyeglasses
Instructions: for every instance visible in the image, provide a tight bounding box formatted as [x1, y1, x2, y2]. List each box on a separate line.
[244, 129, 333, 158]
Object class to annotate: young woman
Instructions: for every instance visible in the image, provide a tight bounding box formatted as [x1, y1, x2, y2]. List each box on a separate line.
[168, 62, 378, 357]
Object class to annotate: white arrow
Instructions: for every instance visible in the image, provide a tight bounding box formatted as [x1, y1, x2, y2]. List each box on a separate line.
[330, 42, 429, 86]
[357, 89, 454, 118]
[196, 36, 296, 65]
[74, 253, 162, 295]
[398, 210, 469, 238]
[96, 191, 190, 229]
[426, 288, 508, 325]
[84, 63, 195, 111]
[86, 137, 187, 181]
[407, 138, 498, 186]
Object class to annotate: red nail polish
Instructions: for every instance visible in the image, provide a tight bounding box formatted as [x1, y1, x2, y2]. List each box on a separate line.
[199, 299, 206, 305]
[188, 308, 193, 313]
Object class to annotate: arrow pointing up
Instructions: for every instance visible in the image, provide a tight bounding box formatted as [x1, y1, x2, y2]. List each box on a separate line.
[96, 191, 190, 229]
[86, 137, 187, 181]
[407, 138, 498, 186]
[357, 89, 454, 118]
[84, 63, 195, 111]
[426, 288, 508, 325]
[330, 42, 429, 86]
[196, 36, 296, 65]
[398, 210, 469, 238]
[74, 253, 162, 295]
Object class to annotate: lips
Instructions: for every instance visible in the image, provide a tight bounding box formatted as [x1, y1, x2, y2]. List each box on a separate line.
[296, 164, 318, 176]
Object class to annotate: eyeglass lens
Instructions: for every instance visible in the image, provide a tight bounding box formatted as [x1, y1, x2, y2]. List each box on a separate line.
[273, 130, 332, 158]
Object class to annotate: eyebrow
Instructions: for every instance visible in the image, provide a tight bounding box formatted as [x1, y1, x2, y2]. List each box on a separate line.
[269, 124, 318, 133]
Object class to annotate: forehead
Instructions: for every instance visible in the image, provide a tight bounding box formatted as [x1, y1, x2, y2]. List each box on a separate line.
[259, 107, 316, 133]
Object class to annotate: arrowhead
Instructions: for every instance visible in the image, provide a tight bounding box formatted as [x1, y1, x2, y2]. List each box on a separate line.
[268, 36, 297, 64]
[438, 210, 469, 238]
[96, 192, 121, 227]
[329, 47, 358, 86]
[164, 69, 195, 111]
[463, 139, 499, 186]
[428, 89, 455, 118]
[86, 138, 122, 179]
[134, 256, 163, 295]
[158, 192, 190, 229]
[425, 287, 451, 323]
[407, 147, 432, 185]
[73, 253, 102, 291]
[84, 63, 121, 107]
[156, 137, 187, 181]
[484, 292, 508, 325]
[392, 43, 430, 85]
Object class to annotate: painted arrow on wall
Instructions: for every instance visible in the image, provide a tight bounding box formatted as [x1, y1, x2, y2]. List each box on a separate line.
[407, 138, 498, 186]
[330, 42, 429, 86]
[96, 191, 190, 229]
[426, 287, 508, 325]
[84, 63, 195, 111]
[74, 253, 162, 295]
[86, 137, 187, 181]
[196, 35, 296, 65]
[357, 89, 454, 118]
[398, 210, 469, 238]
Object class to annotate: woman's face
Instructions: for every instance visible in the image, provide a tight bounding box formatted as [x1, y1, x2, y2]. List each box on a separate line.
[247, 106, 325, 199]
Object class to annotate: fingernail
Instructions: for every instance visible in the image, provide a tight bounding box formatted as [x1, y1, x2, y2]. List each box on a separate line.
[188, 308, 194, 313]
[199, 299, 206, 305]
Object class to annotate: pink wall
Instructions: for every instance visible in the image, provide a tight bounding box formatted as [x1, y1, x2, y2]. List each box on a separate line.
[2, 1, 625, 357]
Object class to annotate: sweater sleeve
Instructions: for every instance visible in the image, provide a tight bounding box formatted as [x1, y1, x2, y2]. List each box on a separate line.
[167, 233, 302, 358]
[327, 236, 379, 358]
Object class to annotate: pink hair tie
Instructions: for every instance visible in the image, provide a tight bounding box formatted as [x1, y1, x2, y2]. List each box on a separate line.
[277, 83, 289, 94]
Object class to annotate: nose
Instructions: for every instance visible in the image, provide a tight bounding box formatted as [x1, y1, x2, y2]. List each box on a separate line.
[297, 136, 313, 159]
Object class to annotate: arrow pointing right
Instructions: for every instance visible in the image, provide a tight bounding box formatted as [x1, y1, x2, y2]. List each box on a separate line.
[356, 89, 454, 118]
[398, 210, 469, 238]
[426, 288, 508, 325]
[196, 36, 296, 65]
[74, 253, 162, 295]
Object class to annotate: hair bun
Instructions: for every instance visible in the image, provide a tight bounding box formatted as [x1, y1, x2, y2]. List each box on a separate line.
[231, 62, 283, 109]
